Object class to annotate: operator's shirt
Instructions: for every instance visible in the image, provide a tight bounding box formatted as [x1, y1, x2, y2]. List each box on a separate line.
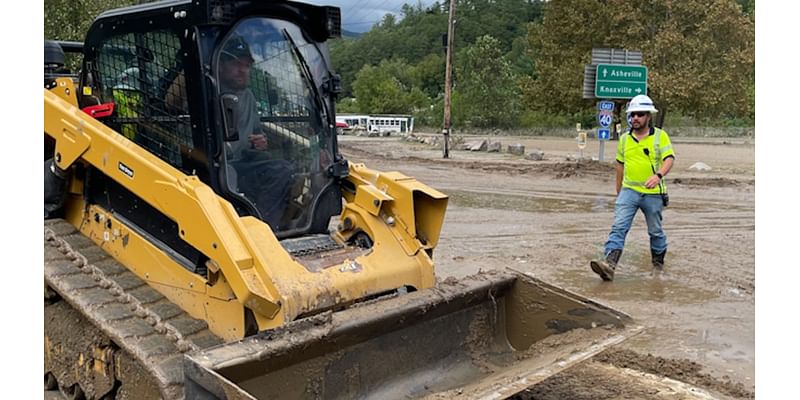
[223, 87, 262, 162]
[616, 127, 675, 194]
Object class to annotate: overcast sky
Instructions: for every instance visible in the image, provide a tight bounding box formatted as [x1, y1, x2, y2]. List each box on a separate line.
[305, 0, 440, 32]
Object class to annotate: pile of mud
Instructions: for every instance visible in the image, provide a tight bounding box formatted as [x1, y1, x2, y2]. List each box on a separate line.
[341, 142, 755, 187]
[340, 143, 614, 179]
[547, 160, 613, 179]
[671, 177, 755, 187]
[519, 349, 755, 400]
[596, 349, 755, 399]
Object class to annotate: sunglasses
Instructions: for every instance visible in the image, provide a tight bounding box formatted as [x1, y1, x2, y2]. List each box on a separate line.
[630, 112, 649, 118]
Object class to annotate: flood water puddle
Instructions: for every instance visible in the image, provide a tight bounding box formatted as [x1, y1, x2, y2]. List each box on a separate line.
[447, 189, 613, 213]
[446, 189, 751, 214]
[556, 267, 718, 305]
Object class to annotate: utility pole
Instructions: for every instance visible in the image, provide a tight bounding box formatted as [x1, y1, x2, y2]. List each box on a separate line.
[442, 0, 456, 158]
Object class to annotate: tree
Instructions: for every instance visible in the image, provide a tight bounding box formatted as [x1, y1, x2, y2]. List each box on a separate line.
[410, 53, 446, 98]
[521, 0, 754, 120]
[352, 59, 430, 114]
[734, 0, 755, 16]
[45, 0, 136, 41]
[329, 0, 544, 100]
[380, 13, 397, 29]
[456, 35, 521, 128]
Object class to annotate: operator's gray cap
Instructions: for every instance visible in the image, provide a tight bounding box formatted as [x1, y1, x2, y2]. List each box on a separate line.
[221, 35, 254, 63]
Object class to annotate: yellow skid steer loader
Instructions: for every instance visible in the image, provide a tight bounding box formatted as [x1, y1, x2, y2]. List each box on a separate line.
[44, 1, 638, 398]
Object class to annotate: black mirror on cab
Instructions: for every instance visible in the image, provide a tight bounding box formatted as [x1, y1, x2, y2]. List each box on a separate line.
[221, 93, 240, 142]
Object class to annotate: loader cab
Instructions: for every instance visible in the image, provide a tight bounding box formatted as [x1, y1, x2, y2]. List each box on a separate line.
[212, 17, 343, 235]
[76, 0, 345, 247]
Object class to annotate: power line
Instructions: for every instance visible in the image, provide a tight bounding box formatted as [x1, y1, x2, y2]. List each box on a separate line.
[341, 0, 374, 21]
[339, 0, 440, 30]
[343, 0, 381, 26]
[343, 0, 405, 29]
[342, 11, 408, 30]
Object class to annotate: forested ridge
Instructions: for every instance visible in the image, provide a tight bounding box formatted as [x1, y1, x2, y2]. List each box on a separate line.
[45, 0, 755, 128]
[330, 0, 755, 128]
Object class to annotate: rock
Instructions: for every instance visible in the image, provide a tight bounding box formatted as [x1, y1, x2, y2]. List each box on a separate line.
[507, 143, 525, 156]
[525, 149, 545, 161]
[423, 137, 438, 146]
[487, 141, 502, 153]
[688, 162, 712, 171]
[467, 140, 488, 151]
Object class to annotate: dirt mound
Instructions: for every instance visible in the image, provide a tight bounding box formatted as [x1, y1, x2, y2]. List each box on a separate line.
[518, 349, 755, 399]
[518, 361, 669, 400]
[596, 349, 755, 399]
[671, 177, 754, 187]
[340, 143, 614, 179]
[548, 160, 613, 179]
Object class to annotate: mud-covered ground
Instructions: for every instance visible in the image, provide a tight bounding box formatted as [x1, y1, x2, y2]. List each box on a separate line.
[339, 132, 755, 399]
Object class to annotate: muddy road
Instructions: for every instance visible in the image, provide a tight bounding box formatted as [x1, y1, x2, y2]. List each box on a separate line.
[339, 133, 755, 399]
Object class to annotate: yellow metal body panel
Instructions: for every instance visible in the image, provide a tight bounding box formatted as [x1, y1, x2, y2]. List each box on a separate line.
[45, 79, 449, 340]
[340, 163, 448, 251]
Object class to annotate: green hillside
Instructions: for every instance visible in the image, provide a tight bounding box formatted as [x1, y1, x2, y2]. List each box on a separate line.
[43, 0, 755, 129]
[330, 0, 755, 129]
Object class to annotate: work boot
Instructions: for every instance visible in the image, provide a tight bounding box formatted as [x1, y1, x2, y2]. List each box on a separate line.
[591, 249, 622, 281]
[652, 249, 666, 270]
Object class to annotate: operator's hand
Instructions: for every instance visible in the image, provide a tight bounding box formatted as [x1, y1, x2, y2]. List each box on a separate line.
[645, 174, 661, 189]
[249, 134, 268, 151]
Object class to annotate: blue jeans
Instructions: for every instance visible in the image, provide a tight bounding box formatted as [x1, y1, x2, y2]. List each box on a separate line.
[604, 188, 667, 256]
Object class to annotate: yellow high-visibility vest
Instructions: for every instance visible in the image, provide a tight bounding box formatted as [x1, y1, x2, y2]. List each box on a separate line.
[616, 127, 675, 194]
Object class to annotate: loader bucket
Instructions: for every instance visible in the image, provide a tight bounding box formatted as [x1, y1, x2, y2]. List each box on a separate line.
[184, 269, 641, 399]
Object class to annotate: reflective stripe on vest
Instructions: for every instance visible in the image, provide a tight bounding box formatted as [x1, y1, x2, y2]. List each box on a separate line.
[623, 180, 648, 187]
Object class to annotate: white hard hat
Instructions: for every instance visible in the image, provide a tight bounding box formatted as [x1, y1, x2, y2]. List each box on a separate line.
[114, 67, 141, 90]
[626, 94, 658, 114]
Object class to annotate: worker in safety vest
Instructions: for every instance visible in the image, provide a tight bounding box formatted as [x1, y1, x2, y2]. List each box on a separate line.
[112, 67, 144, 140]
[591, 94, 675, 281]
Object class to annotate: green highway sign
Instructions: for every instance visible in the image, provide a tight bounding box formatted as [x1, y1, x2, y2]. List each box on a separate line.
[595, 64, 648, 99]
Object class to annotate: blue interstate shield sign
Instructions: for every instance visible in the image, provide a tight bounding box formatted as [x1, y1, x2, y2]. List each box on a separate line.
[597, 112, 613, 128]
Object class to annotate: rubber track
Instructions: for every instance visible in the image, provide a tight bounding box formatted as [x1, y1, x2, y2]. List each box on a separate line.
[44, 219, 224, 399]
